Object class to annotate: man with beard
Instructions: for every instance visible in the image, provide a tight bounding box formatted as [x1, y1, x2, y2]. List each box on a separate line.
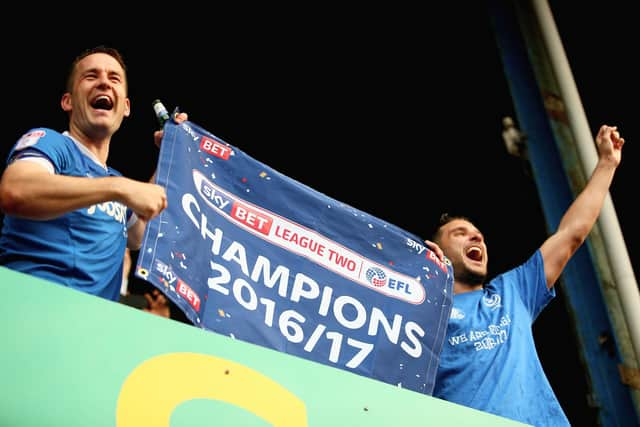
[430, 124, 625, 426]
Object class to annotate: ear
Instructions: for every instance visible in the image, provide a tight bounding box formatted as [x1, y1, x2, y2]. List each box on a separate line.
[61, 93, 72, 112]
[123, 98, 131, 118]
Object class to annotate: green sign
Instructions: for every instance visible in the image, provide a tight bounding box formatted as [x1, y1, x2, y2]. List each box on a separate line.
[0, 267, 529, 426]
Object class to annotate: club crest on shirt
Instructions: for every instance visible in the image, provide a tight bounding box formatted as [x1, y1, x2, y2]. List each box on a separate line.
[15, 130, 46, 151]
[482, 293, 502, 310]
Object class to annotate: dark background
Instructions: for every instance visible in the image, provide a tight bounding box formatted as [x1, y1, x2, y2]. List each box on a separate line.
[3, 2, 637, 425]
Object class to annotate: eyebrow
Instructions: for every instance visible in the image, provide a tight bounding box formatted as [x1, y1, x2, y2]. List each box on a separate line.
[449, 224, 482, 237]
[82, 66, 122, 76]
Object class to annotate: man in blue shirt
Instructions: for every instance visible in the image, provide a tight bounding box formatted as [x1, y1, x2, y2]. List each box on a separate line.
[431, 124, 625, 426]
[0, 46, 186, 301]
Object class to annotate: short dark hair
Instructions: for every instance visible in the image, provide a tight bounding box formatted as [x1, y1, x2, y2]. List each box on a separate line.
[432, 212, 474, 243]
[65, 45, 128, 93]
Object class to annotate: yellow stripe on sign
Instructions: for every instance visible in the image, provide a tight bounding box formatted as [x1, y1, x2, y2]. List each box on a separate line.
[116, 352, 308, 427]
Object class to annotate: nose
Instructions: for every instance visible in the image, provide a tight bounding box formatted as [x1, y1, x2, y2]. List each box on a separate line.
[470, 230, 483, 242]
[96, 71, 112, 88]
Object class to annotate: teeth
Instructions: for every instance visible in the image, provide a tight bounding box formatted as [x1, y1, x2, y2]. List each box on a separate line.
[92, 95, 113, 110]
[466, 247, 482, 261]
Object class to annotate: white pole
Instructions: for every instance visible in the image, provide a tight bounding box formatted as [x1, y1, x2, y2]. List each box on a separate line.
[531, 0, 640, 370]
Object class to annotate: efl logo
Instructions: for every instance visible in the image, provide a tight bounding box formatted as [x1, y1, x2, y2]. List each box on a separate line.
[200, 136, 232, 160]
[365, 267, 387, 287]
[364, 265, 423, 302]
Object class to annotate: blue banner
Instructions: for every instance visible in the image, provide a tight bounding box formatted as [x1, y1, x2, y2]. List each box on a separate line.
[136, 120, 453, 395]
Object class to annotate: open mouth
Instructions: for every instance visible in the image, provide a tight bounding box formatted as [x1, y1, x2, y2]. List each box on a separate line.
[91, 95, 113, 110]
[466, 246, 483, 262]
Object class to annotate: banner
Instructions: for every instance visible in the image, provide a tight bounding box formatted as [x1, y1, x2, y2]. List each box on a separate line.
[136, 120, 453, 395]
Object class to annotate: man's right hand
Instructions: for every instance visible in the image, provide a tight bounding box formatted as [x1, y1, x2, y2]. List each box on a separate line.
[154, 112, 189, 148]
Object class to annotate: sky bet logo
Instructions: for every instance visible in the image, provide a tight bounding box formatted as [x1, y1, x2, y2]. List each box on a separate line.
[194, 171, 233, 214]
[200, 136, 232, 160]
[191, 169, 424, 304]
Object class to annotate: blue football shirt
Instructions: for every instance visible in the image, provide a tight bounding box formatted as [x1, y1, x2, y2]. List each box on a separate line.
[433, 250, 570, 426]
[0, 128, 133, 301]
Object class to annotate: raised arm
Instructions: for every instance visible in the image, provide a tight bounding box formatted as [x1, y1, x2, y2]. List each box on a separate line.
[540, 124, 624, 288]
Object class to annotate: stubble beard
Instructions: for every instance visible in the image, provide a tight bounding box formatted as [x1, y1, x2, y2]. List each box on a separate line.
[455, 266, 486, 287]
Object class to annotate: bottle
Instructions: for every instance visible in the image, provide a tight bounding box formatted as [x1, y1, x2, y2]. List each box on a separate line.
[152, 99, 171, 127]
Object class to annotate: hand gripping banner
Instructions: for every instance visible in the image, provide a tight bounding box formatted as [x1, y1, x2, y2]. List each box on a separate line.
[136, 120, 453, 395]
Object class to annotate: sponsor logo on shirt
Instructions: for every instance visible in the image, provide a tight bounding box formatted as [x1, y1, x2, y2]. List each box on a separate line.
[87, 201, 128, 225]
